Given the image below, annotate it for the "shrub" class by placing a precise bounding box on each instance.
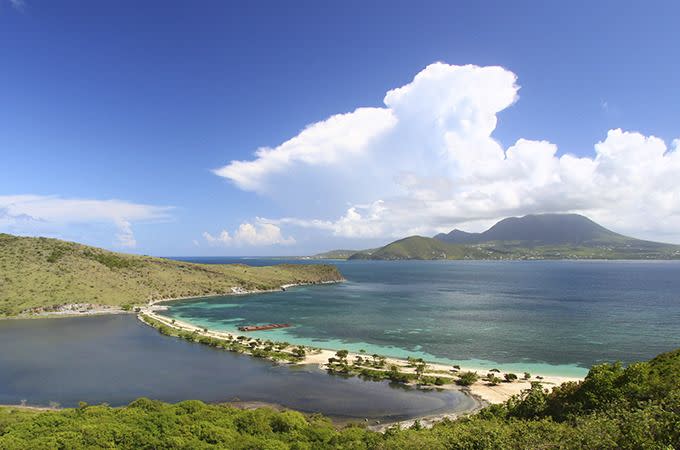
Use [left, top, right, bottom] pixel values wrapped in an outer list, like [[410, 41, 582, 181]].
[[504, 373, 518, 382], [456, 371, 479, 386]]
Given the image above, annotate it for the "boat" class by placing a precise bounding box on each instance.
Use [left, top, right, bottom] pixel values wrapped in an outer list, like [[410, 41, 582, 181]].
[[238, 323, 292, 332]]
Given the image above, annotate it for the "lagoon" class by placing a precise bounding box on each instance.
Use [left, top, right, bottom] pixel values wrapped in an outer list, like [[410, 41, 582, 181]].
[[0, 315, 474, 421]]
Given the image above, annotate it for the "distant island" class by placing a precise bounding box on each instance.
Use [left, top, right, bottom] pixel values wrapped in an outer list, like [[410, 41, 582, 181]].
[[313, 214, 680, 260], [0, 233, 344, 317]]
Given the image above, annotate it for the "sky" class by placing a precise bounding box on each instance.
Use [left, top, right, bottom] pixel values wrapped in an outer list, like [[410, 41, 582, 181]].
[[1, 0, 679, 255]]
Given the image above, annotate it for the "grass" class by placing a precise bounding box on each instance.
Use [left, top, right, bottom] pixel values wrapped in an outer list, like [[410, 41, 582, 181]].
[[0, 233, 343, 316]]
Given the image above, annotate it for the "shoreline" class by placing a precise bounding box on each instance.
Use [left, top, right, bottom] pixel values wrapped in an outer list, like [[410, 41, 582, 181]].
[[141, 310, 582, 407], [147, 279, 345, 307], [2, 278, 582, 429], [0, 279, 345, 321]]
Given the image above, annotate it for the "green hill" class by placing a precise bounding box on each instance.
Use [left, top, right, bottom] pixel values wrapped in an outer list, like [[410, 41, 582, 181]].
[[351, 214, 680, 260], [1, 347, 678, 448], [0, 234, 343, 316], [349, 236, 485, 260]]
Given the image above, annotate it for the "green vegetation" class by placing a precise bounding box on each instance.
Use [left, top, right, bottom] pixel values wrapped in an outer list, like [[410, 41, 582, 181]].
[[0, 233, 343, 316], [140, 315, 309, 363], [349, 236, 488, 260], [455, 371, 479, 386], [326, 352, 456, 386], [504, 373, 518, 382], [2, 348, 678, 448]]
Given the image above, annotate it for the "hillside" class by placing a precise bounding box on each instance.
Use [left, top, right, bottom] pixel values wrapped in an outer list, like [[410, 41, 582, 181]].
[[349, 236, 485, 260], [0, 234, 343, 316], [1, 347, 678, 448], [352, 214, 680, 260]]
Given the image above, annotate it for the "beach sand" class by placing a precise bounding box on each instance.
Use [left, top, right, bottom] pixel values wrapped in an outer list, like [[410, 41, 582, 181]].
[[141, 310, 582, 408]]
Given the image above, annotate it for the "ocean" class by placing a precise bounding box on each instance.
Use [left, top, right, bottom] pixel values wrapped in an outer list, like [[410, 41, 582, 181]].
[[166, 259, 680, 377]]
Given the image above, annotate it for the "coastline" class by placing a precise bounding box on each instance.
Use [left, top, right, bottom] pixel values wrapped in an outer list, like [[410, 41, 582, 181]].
[[1, 279, 345, 321], [147, 279, 345, 307], [2, 277, 583, 430], [140, 309, 582, 407]]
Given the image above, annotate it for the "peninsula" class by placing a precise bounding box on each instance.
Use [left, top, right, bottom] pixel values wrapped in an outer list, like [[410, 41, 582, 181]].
[[0, 233, 344, 317], [139, 310, 580, 407]]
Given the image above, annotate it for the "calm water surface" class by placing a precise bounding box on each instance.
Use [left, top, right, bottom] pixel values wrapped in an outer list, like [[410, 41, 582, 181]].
[[0, 315, 473, 420], [167, 259, 680, 376]]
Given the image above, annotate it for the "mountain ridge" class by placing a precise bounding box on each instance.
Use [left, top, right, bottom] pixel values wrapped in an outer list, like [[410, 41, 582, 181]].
[[434, 214, 630, 246], [345, 214, 680, 260]]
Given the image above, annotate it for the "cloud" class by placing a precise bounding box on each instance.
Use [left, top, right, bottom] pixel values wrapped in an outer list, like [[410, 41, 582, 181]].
[[0, 195, 172, 247], [203, 222, 295, 247], [213, 108, 396, 194], [214, 62, 680, 244]]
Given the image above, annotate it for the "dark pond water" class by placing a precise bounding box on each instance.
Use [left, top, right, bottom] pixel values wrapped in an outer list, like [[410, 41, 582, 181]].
[[0, 315, 474, 421]]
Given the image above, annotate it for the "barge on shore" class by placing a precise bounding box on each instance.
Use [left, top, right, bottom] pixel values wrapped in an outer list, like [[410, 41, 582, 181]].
[[238, 323, 291, 332]]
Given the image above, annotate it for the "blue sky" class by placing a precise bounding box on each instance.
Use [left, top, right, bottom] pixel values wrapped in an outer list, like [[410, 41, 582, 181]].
[[1, 0, 679, 255]]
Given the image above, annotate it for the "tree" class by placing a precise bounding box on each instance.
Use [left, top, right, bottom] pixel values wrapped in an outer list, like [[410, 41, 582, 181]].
[[415, 362, 428, 379], [504, 373, 518, 382], [456, 371, 479, 386], [488, 376, 502, 386]]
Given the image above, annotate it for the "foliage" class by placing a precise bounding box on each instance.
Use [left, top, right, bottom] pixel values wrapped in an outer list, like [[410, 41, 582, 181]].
[[456, 371, 479, 386], [504, 372, 518, 382], [141, 315, 304, 363]]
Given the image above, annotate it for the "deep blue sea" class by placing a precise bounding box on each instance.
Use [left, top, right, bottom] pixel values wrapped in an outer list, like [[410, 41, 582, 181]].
[[167, 259, 680, 377]]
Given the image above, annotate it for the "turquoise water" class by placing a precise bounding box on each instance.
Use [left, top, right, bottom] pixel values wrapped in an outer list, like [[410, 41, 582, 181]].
[[167, 259, 680, 377]]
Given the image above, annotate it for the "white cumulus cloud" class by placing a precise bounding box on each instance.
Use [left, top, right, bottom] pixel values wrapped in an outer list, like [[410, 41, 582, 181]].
[[213, 107, 396, 194], [203, 222, 295, 247], [214, 62, 680, 244], [0, 195, 172, 247]]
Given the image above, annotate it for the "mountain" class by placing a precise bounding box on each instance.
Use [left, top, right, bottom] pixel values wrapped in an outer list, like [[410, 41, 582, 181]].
[[434, 214, 627, 246], [350, 214, 680, 260], [0, 234, 343, 316]]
